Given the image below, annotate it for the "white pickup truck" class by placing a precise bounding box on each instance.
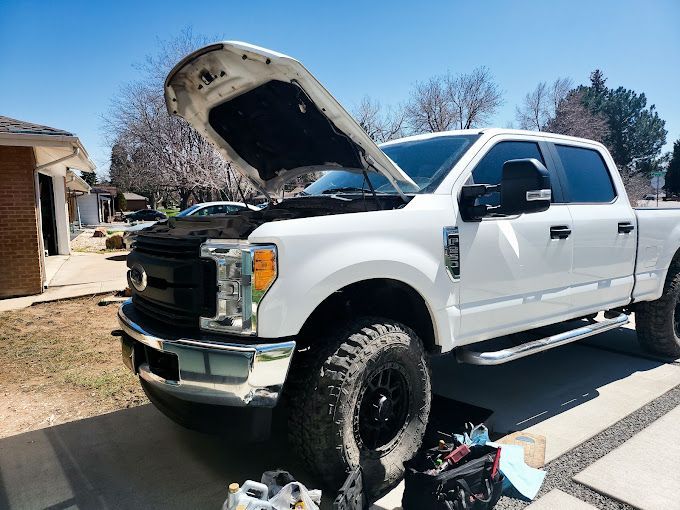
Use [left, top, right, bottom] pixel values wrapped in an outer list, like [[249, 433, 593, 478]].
[[116, 42, 680, 496]]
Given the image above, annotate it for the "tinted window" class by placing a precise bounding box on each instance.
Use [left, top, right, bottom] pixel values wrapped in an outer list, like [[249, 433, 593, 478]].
[[177, 204, 201, 217], [471, 141, 545, 206], [193, 204, 245, 216], [556, 145, 615, 203]]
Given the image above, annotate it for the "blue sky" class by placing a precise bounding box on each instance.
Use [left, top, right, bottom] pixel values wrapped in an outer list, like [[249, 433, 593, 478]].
[[1, 0, 678, 176]]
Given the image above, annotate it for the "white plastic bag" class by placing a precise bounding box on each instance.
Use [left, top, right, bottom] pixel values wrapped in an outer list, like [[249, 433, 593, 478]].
[[268, 481, 320, 510]]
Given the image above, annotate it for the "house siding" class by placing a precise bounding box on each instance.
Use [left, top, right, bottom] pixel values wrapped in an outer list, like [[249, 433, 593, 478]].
[[125, 199, 148, 211], [0, 146, 43, 298]]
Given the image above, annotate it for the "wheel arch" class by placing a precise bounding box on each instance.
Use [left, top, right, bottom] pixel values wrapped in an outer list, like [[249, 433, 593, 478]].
[[297, 278, 440, 353]]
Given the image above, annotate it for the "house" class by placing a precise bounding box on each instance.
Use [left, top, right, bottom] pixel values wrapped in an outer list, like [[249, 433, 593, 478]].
[[65, 168, 91, 227], [0, 115, 95, 299], [76, 187, 114, 225], [123, 192, 149, 211]]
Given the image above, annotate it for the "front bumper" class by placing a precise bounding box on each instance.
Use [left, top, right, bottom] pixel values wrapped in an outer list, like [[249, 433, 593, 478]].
[[117, 299, 295, 407]]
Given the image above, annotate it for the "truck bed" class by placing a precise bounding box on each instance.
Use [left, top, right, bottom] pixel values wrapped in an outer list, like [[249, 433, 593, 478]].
[[633, 207, 680, 302]]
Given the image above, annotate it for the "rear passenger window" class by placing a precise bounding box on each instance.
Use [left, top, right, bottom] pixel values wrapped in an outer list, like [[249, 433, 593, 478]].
[[471, 141, 546, 207], [556, 145, 616, 203]]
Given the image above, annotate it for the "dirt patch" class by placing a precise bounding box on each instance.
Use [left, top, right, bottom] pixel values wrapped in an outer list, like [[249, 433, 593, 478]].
[[71, 227, 129, 254], [0, 295, 146, 439]]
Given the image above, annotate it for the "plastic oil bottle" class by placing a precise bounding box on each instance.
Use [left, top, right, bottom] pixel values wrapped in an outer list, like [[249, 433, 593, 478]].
[[223, 481, 274, 510]]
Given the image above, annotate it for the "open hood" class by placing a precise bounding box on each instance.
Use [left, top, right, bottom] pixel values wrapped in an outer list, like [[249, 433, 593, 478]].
[[164, 41, 417, 194]]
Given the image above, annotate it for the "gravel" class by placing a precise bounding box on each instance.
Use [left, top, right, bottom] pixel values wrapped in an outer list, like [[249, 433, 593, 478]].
[[494, 383, 680, 509]]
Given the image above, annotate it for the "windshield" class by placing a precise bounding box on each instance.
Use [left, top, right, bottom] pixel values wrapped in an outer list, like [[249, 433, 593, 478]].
[[176, 204, 202, 217], [303, 134, 478, 195]]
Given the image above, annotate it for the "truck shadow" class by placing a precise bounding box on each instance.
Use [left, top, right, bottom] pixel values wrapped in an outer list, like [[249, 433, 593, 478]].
[[0, 323, 676, 510], [0, 403, 324, 510], [432, 321, 676, 436]]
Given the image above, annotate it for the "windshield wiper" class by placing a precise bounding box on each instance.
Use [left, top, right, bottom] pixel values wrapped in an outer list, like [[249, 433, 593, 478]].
[[321, 186, 387, 195]]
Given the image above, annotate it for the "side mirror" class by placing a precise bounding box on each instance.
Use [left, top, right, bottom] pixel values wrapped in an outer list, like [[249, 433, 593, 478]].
[[500, 158, 551, 215], [459, 158, 551, 221]]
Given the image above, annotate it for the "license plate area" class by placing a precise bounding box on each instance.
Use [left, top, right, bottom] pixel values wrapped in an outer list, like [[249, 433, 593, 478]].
[[121, 335, 180, 382]]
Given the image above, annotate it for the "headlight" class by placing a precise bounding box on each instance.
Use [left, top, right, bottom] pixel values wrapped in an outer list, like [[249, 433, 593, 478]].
[[200, 240, 277, 335]]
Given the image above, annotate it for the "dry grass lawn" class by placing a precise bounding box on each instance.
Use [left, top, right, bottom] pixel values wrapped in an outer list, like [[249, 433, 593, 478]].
[[0, 295, 147, 439]]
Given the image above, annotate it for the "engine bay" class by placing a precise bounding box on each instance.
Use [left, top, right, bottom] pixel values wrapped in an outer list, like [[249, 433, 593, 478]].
[[139, 195, 408, 242]]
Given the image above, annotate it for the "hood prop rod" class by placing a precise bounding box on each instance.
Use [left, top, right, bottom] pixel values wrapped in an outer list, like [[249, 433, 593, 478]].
[[362, 170, 381, 210]]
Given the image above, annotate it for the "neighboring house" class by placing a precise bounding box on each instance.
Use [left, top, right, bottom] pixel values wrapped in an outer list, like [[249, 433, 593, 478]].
[[123, 192, 149, 211], [65, 169, 91, 228], [0, 115, 95, 298], [76, 187, 113, 225]]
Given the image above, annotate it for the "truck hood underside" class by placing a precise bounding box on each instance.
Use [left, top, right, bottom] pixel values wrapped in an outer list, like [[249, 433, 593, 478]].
[[208, 80, 363, 183], [164, 41, 417, 193]]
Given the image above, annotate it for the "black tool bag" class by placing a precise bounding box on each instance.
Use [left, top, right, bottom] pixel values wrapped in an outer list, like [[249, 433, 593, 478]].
[[402, 445, 504, 510]]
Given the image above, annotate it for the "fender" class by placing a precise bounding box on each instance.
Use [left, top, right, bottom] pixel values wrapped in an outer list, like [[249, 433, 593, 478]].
[[249, 202, 458, 351]]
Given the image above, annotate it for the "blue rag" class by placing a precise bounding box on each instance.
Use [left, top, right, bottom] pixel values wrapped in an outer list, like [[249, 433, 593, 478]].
[[486, 441, 546, 500], [453, 424, 545, 500]]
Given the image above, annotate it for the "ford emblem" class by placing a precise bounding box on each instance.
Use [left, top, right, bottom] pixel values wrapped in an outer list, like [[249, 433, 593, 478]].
[[129, 263, 147, 292]]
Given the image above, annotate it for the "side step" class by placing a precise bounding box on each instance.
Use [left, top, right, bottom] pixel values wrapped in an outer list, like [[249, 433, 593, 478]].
[[457, 312, 629, 365]]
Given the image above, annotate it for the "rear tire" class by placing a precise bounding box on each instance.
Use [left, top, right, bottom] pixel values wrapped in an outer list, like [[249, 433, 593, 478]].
[[286, 317, 431, 500], [635, 263, 680, 357]]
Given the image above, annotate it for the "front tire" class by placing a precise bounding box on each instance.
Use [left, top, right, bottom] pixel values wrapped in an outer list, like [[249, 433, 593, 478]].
[[636, 263, 680, 357], [287, 318, 431, 499]]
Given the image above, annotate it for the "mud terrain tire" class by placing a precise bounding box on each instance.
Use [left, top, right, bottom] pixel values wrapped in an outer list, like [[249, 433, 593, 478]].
[[287, 317, 431, 499], [636, 262, 680, 357]]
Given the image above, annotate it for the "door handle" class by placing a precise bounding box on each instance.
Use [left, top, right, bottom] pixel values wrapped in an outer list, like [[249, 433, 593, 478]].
[[550, 225, 571, 239], [618, 222, 635, 234]]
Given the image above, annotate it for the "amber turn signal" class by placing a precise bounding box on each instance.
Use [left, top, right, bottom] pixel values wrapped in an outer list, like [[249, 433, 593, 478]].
[[253, 249, 277, 291]]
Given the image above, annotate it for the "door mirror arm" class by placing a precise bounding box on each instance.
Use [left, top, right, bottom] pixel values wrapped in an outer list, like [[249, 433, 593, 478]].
[[460, 184, 501, 222]]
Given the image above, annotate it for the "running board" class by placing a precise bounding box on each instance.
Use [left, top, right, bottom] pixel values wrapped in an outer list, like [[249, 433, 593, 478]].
[[456, 313, 629, 365]]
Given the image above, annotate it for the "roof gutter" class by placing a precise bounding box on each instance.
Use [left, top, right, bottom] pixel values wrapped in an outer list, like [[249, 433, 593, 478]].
[[35, 146, 81, 172], [0, 132, 96, 172]]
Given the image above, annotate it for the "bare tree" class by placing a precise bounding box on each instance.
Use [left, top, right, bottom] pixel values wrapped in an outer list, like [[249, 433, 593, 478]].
[[549, 77, 573, 114], [545, 90, 609, 143], [103, 29, 252, 210], [515, 78, 572, 130], [515, 82, 550, 130], [352, 96, 406, 143], [446, 67, 504, 129], [404, 76, 457, 133], [405, 67, 503, 134], [619, 167, 652, 202]]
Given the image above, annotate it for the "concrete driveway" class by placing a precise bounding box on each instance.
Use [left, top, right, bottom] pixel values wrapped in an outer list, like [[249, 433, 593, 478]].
[[1, 320, 679, 509], [0, 252, 127, 312]]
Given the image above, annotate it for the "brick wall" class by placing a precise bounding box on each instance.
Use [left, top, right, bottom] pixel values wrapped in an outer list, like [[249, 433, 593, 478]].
[[0, 146, 43, 298]]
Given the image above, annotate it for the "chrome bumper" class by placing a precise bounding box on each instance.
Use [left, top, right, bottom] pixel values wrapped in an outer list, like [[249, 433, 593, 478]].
[[117, 300, 295, 407]]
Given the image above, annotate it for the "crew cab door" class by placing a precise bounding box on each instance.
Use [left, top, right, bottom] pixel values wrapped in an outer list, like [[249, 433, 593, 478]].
[[455, 137, 574, 344], [548, 142, 637, 312]]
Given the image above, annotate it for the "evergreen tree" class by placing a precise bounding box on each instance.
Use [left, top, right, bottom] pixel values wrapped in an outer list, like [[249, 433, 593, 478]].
[[81, 171, 97, 186], [579, 70, 667, 169], [590, 69, 607, 94], [600, 87, 667, 169], [665, 139, 680, 194]]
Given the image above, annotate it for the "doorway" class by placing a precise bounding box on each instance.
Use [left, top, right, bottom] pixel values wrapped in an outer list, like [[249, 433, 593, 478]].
[[38, 173, 58, 255]]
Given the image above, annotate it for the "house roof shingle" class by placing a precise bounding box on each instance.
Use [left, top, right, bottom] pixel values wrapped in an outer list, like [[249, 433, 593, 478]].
[[0, 115, 74, 137], [123, 192, 148, 201]]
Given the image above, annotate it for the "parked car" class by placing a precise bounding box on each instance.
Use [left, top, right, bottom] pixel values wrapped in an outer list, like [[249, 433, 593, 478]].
[[115, 42, 680, 498], [121, 201, 256, 248], [124, 209, 167, 222], [176, 201, 259, 217]]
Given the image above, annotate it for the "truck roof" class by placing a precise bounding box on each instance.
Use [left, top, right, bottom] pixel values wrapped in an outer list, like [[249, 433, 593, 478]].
[[380, 128, 606, 149]]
